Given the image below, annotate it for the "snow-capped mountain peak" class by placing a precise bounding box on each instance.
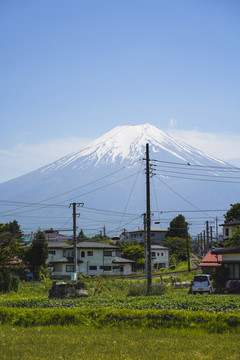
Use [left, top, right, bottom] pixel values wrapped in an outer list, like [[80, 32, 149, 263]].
[[41, 123, 226, 173]]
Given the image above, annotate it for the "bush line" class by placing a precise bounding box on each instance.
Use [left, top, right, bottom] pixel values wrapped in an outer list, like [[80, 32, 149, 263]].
[[0, 307, 240, 333]]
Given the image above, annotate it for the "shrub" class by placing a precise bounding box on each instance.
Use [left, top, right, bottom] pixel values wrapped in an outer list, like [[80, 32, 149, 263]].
[[212, 266, 229, 293], [128, 281, 168, 296], [0, 269, 19, 293]]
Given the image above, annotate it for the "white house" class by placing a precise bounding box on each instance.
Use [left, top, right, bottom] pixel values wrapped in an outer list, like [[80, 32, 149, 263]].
[[220, 221, 240, 242], [121, 226, 168, 244], [151, 245, 169, 270], [47, 241, 134, 279]]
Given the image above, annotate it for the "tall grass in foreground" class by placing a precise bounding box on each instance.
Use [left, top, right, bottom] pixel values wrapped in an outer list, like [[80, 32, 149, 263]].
[[0, 326, 239, 360]]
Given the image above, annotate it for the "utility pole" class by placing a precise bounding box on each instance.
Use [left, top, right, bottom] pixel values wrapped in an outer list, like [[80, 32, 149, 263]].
[[70, 202, 84, 282], [206, 221, 209, 248], [200, 233, 203, 256], [203, 230, 206, 253], [216, 216, 219, 242], [186, 224, 191, 272], [146, 143, 152, 293], [143, 213, 148, 278], [210, 226, 213, 247]]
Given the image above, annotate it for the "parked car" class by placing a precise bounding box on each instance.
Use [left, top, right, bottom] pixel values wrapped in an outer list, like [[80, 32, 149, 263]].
[[192, 274, 212, 295]]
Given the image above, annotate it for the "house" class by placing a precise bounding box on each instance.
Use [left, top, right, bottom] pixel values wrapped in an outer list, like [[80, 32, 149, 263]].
[[44, 229, 72, 243], [120, 226, 168, 244], [47, 241, 134, 279], [220, 221, 240, 242], [151, 245, 169, 269], [211, 246, 240, 282], [198, 251, 222, 274]]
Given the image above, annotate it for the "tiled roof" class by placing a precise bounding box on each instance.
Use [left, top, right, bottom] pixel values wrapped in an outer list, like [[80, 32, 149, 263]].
[[198, 251, 222, 267], [220, 221, 240, 226], [211, 246, 240, 255], [151, 245, 168, 250], [74, 241, 118, 249]]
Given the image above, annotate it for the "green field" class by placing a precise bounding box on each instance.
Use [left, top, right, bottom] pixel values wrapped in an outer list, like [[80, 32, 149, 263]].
[[1, 279, 240, 359], [1, 326, 240, 360]]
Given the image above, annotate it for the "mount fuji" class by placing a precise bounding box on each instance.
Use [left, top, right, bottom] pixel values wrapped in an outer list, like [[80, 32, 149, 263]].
[[0, 124, 238, 236]]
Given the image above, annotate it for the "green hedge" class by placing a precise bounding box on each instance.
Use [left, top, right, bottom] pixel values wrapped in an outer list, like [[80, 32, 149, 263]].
[[1, 307, 240, 333]]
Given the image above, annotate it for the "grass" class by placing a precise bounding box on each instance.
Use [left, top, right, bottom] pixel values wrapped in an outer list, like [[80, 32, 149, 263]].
[[0, 326, 239, 360]]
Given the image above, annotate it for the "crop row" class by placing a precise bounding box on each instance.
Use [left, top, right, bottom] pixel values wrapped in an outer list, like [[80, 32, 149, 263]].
[[0, 306, 240, 333], [0, 295, 240, 313]]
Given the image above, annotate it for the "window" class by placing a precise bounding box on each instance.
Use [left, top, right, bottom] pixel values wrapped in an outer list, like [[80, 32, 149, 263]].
[[161, 253, 164, 256], [157, 253, 159, 256], [89, 266, 97, 270], [81, 251, 85, 258], [225, 228, 229, 237], [49, 251, 56, 255], [103, 251, 112, 257], [151, 252, 156, 257], [120, 266, 124, 272], [87, 251, 93, 256], [63, 251, 66, 257], [100, 266, 112, 271], [113, 266, 119, 270], [66, 265, 74, 272]]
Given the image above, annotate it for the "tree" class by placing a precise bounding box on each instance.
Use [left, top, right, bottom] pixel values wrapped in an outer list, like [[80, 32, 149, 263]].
[[26, 231, 49, 280], [224, 203, 240, 223], [163, 237, 191, 262], [120, 243, 145, 271], [77, 229, 89, 242], [0, 221, 24, 268], [165, 215, 188, 239]]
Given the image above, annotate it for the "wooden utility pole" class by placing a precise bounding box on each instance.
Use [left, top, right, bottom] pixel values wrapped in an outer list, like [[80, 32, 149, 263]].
[[186, 224, 191, 272], [70, 202, 84, 282], [143, 213, 148, 279], [146, 143, 152, 293], [206, 221, 209, 248]]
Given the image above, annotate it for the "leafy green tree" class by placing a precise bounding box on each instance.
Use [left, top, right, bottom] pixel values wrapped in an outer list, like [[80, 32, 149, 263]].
[[224, 203, 240, 223], [224, 227, 240, 247], [77, 229, 89, 242], [163, 237, 190, 262], [26, 231, 49, 280], [120, 243, 145, 271], [0, 221, 24, 268], [165, 215, 188, 239]]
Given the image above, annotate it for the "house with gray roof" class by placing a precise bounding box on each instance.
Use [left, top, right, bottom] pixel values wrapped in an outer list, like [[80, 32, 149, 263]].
[[47, 241, 134, 278]]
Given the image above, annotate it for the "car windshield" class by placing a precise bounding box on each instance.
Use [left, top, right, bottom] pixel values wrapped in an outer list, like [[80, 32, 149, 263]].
[[194, 276, 208, 282]]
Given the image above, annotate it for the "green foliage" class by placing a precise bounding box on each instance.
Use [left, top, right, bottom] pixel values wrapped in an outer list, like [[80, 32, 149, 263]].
[[163, 237, 190, 262], [0, 221, 25, 268], [1, 306, 240, 333], [26, 231, 49, 280], [224, 226, 240, 247], [77, 229, 89, 242], [224, 203, 240, 223], [0, 269, 19, 293], [211, 266, 229, 293], [120, 243, 145, 271], [165, 214, 188, 239], [128, 281, 168, 296]]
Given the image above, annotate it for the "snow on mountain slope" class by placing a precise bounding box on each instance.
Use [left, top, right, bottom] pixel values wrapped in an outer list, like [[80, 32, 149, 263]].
[[41, 124, 226, 174], [0, 124, 238, 234]]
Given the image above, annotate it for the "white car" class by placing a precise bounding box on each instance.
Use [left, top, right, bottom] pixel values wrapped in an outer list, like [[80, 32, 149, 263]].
[[192, 274, 212, 295]]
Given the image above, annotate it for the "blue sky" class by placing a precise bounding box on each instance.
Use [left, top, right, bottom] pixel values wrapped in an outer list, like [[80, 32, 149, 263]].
[[0, 0, 240, 182]]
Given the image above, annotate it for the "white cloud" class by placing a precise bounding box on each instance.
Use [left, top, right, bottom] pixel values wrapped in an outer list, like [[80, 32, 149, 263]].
[[0, 137, 93, 183], [166, 129, 240, 166]]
